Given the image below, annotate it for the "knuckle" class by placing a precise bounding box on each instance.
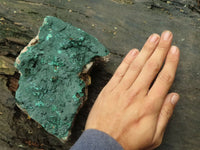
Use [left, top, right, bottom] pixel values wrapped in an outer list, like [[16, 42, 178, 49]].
[[158, 44, 169, 51], [127, 88, 141, 100], [123, 58, 130, 65], [158, 46, 167, 51], [146, 60, 161, 73], [143, 101, 156, 114], [129, 62, 142, 72], [158, 71, 173, 84], [123, 57, 132, 65], [160, 107, 172, 120], [143, 43, 155, 51], [114, 70, 124, 78]]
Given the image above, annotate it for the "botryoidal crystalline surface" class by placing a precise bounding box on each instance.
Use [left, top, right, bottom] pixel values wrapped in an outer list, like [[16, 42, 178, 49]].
[[15, 16, 109, 141]]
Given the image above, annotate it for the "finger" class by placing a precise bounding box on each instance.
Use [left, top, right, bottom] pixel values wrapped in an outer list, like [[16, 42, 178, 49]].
[[148, 46, 180, 108], [129, 31, 173, 94], [106, 49, 139, 91], [118, 33, 160, 90], [149, 93, 179, 149], [154, 93, 179, 140]]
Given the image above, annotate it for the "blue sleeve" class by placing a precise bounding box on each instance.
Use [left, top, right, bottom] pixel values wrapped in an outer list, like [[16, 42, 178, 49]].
[[70, 129, 124, 150]]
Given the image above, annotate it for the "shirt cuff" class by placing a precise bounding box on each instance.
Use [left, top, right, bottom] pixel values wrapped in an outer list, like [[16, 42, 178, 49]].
[[70, 129, 124, 150]]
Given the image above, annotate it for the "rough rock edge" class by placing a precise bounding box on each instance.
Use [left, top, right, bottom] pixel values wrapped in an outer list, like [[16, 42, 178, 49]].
[[15, 34, 110, 142]]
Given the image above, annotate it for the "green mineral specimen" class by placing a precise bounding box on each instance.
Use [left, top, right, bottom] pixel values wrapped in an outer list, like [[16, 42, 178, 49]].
[[15, 16, 109, 141]]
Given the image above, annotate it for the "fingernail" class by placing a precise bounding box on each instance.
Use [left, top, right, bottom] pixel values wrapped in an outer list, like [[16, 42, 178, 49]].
[[131, 49, 138, 56], [149, 34, 159, 43], [171, 46, 177, 54], [170, 94, 179, 105], [163, 31, 172, 40]]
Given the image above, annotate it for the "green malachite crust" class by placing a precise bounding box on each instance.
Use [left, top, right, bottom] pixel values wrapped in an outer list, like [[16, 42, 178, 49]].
[[15, 16, 109, 141]]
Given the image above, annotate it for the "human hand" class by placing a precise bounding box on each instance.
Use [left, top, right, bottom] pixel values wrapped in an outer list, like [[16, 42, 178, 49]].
[[85, 31, 180, 150]]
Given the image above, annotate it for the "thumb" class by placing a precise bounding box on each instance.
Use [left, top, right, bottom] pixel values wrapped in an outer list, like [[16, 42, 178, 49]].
[[152, 93, 180, 147]]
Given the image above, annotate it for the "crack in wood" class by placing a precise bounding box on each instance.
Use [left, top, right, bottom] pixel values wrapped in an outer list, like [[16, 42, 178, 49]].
[[110, 51, 124, 57]]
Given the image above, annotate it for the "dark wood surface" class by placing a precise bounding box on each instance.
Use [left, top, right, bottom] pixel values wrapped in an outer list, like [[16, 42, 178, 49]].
[[0, 0, 199, 149]]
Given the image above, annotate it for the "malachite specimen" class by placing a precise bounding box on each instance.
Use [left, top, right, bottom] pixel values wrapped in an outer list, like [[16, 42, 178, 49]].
[[15, 16, 109, 141]]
